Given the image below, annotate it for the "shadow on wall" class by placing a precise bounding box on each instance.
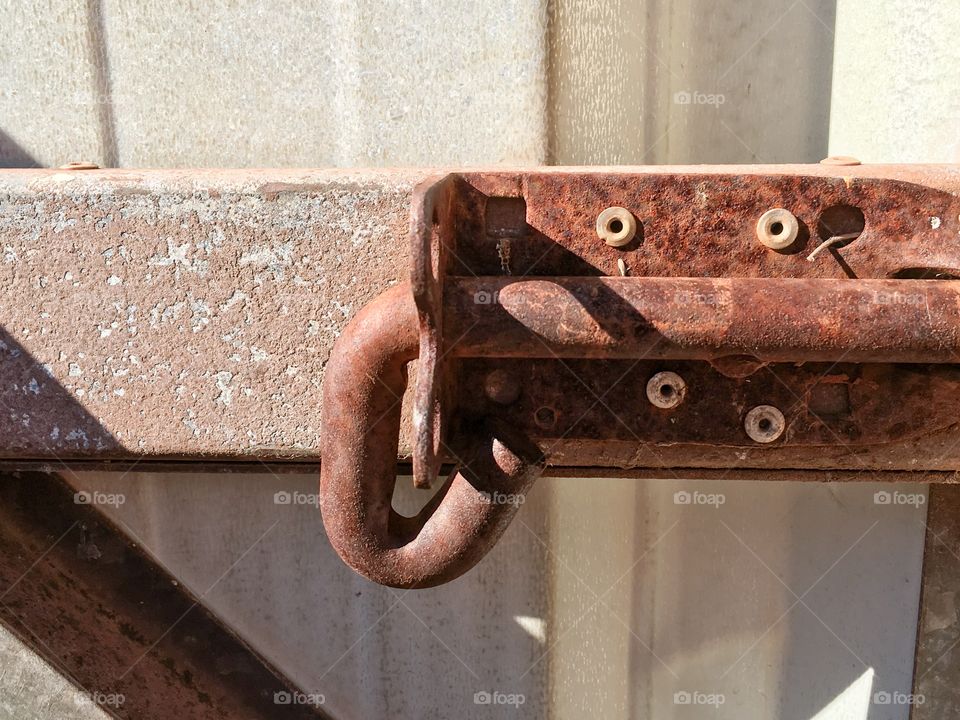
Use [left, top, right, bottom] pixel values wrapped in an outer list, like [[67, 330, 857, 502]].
[[85, 0, 119, 167], [0, 130, 40, 168]]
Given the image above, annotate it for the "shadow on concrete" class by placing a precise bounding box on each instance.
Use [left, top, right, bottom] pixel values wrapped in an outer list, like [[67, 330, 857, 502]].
[[0, 130, 41, 168]]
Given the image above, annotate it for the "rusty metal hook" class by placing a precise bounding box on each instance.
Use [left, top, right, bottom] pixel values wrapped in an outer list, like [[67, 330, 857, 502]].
[[319, 283, 544, 588]]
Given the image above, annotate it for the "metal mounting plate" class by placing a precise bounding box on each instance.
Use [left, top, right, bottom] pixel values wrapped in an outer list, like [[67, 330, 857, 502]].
[[410, 171, 960, 479]]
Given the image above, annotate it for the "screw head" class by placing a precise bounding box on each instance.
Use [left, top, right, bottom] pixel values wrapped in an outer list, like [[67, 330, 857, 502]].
[[646, 371, 686, 409], [756, 208, 799, 251], [484, 369, 521, 405], [744, 405, 786, 443], [596, 207, 638, 248]]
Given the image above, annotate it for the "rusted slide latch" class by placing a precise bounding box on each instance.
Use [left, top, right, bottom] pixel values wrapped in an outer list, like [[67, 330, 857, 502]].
[[320, 169, 960, 587]]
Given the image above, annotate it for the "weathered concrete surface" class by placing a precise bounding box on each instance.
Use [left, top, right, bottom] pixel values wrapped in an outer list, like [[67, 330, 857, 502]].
[[0, 168, 424, 460], [829, 0, 960, 163], [549, 0, 836, 164], [0, 1, 103, 168], [72, 470, 551, 719]]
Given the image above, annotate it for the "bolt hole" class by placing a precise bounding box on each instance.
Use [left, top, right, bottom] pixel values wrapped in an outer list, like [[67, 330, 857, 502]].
[[769, 221, 784, 235], [758, 418, 771, 431], [608, 218, 624, 234], [660, 384, 674, 397], [817, 205, 865, 244], [535, 406, 557, 428]]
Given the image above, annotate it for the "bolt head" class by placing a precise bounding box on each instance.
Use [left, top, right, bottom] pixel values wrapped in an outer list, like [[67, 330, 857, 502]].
[[820, 155, 861, 166], [59, 161, 100, 170], [646, 371, 686, 409], [596, 207, 638, 248], [744, 405, 786, 443], [756, 208, 800, 251]]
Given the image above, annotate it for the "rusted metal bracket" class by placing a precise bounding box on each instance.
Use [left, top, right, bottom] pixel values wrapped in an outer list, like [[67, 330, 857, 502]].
[[320, 169, 960, 587]]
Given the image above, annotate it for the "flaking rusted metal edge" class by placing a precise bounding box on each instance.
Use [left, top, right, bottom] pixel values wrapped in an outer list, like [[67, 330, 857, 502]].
[[410, 174, 457, 489]]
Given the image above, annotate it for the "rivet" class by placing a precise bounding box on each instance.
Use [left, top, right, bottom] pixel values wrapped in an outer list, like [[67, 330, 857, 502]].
[[756, 208, 799, 251], [59, 161, 100, 170], [819, 155, 861, 166], [484, 369, 521, 405], [596, 207, 638, 248], [646, 371, 686, 409], [744, 405, 785, 443]]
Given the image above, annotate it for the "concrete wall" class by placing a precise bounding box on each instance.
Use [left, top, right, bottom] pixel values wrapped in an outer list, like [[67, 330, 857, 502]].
[[72, 471, 551, 719], [829, 0, 960, 163], [548, 0, 836, 164], [1, 0, 548, 168], [3, 1, 959, 718]]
